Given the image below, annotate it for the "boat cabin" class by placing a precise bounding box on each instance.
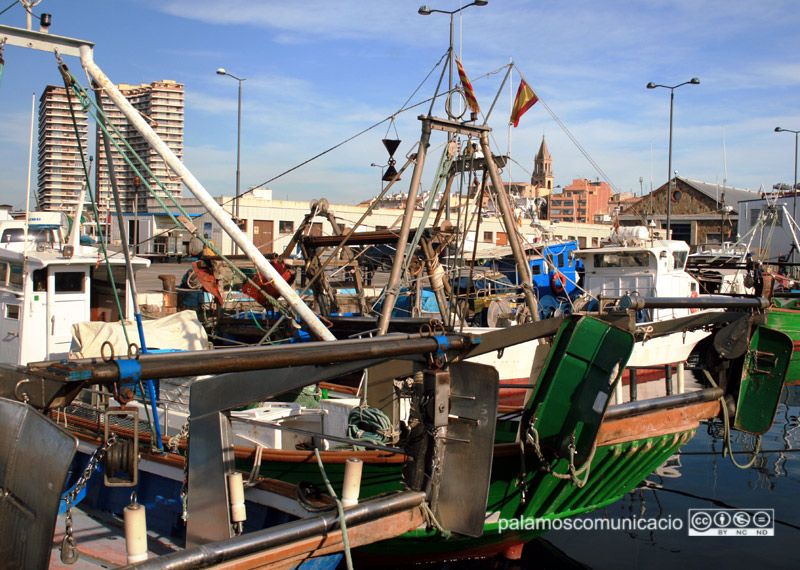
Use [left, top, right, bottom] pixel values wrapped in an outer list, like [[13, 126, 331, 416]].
[[0, 217, 148, 365], [577, 238, 699, 320], [486, 240, 581, 297], [686, 243, 754, 295]]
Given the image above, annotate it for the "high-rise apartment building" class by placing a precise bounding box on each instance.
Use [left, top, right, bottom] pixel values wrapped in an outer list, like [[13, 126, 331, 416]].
[[38, 80, 184, 219], [37, 85, 90, 212], [95, 80, 184, 213]]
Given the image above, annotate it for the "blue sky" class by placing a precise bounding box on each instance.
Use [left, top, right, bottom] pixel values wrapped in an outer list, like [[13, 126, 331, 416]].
[[1, 0, 799, 211]]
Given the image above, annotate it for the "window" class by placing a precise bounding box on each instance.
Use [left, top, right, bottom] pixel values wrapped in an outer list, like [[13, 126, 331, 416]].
[[55, 271, 84, 293], [5, 304, 19, 319], [0, 228, 56, 244], [593, 252, 651, 268], [673, 251, 688, 270], [8, 263, 23, 290], [279, 221, 294, 234], [33, 269, 47, 292], [483, 231, 493, 243]]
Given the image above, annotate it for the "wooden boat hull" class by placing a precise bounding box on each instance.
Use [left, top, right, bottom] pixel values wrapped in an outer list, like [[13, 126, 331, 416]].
[[60, 397, 715, 564]]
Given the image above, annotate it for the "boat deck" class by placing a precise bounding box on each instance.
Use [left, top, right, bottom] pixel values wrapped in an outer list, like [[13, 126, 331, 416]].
[[50, 504, 182, 569]]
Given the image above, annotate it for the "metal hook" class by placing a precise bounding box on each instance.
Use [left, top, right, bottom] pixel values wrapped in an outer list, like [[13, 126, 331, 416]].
[[60, 536, 79, 564]]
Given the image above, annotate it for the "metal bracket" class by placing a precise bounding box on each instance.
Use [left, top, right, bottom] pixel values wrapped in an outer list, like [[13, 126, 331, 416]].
[[424, 369, 451, 428], [429, 334, 449, 369], [103, 408, 139, 487]]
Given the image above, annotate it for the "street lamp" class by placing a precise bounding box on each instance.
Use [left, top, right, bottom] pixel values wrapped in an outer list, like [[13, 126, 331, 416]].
[[646, 77, 700, 238], [370, 163, 387, 191], [418, 1, 488, 115], [419, 1, 487, 221], [216, 67, 246, 254], [775, 127, 799, 223], [775, 127, 799, 270]]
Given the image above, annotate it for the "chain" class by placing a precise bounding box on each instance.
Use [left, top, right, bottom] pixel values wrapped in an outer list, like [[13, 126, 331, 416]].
[[522, 421, 596, 488], [166, 421, 191, 520], [168, 421, 189, 454], [60, 433, 118, 564]]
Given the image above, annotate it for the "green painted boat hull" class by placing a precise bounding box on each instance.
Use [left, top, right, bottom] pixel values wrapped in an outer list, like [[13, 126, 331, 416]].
[[240, 315, 701, 558]]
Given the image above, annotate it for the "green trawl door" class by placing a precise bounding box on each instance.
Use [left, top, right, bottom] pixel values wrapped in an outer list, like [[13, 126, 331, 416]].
[[734, 326, 793, 434], [523, 315, 634, 464]]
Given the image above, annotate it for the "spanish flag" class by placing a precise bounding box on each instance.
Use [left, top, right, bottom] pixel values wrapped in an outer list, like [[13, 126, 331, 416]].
[[455, 57, 480, 114], [509, 80, 538, 127]]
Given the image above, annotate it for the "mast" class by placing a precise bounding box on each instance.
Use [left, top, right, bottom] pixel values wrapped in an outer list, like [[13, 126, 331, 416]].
[[78, 46, 335, 341], [377, 121, 431, 334], [0, 24, 335, 341]]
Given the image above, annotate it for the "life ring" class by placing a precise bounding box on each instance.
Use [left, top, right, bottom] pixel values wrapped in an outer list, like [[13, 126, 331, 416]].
[[690, 290, 699, 313], [550, 270, 567, 295]]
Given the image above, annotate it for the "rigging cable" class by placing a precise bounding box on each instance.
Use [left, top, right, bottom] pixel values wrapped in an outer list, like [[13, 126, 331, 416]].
[[234, 52, 451, 206], [511, 63, 622, 195]]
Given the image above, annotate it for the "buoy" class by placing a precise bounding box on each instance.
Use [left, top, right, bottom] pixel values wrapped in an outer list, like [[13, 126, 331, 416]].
[[228, 472, 247, 523], [124, 496, 148, 564], [550, 270, 567, 295], [690, 291, 699, 313], [342, 457, 363, 508]]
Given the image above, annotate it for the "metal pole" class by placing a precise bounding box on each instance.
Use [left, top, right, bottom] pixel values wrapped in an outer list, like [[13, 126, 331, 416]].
[[32, 332, 472, 384], [795, 132, 798, 223], [377, 121, 431, 334], [234, 77, 242, 255], [80, 46, 336, 341], [124, 492, 426, 570], [445, 13, 454, 222], [667, 88, 674, 237], [480, 132, 539, 320]]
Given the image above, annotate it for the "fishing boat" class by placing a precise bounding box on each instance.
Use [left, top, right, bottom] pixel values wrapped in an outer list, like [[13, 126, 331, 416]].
[[685, 196, 800, 381], [0, 12, 795, 570], [571, 225, 715, 389], [686, 242, 755, 295]]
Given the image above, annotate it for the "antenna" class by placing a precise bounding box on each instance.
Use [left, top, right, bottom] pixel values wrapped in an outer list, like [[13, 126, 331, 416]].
[[722, 126, 728, 187]]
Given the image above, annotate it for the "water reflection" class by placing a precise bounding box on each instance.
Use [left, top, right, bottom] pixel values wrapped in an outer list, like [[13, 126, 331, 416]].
[[536, 384, 800, 569], [393, 385, 800, 570]]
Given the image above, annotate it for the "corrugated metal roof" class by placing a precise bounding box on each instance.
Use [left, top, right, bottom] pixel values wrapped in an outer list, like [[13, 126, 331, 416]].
[[678, 177, 760, 213]]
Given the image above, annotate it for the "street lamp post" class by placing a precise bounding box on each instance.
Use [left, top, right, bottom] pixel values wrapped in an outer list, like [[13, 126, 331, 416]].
[[419, 1, 488, 221], [774, 127, 799, 224], [775, 127, 799, 270], [370, 163, 387, 191], [418, 1, 488, 110], [216, 68, 245, 255], [646, 77, 700, 238]]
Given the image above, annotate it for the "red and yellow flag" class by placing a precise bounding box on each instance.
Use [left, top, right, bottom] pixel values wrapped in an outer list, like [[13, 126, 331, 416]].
[[509, 80, 538, 127], [455, 57, 480, 114]]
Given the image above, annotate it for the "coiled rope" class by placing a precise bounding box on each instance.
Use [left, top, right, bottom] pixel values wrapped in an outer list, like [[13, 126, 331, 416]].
[[346, 407, 397, 450]]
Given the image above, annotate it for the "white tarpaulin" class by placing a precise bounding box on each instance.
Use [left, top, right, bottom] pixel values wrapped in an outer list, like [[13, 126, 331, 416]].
[[70, 310, 209, 359]]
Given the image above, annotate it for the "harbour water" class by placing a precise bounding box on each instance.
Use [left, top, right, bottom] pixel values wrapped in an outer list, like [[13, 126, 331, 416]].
[[416, 383, 800, 570]]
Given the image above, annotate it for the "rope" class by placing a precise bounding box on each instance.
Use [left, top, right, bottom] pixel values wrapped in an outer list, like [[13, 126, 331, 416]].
[[58, 62, 131, 344], [420, 501, 452, 539], [346, 406, 397, 449], [701, 370, 763, 469], [313, 449, 353, 570], [0, 37, 5, 87], [523, 419, 597, 488], [63, 70, 291, 319], [0, 1, 18, 17]]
